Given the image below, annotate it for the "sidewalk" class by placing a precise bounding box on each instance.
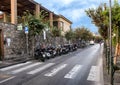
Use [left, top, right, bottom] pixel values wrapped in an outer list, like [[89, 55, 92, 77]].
[[103, 54, 120, 85], [0, 57, 32, 68]]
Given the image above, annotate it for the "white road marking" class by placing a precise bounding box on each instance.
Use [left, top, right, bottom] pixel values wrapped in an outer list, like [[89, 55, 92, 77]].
[[11, 62, 42, 74], [27, 63, 55, 75], [64, 65, 82, 79], [87, 66, 100, 82], [0, 76, 15, 83], [0, 62, 32, 71], [44, 64, 67, 77]]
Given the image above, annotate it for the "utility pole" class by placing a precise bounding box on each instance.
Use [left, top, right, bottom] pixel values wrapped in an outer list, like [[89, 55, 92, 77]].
[[109, 0, 114, 85]]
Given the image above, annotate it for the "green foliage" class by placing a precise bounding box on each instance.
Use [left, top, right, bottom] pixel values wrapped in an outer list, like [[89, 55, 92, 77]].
[[38, 10, 50, 27], [51, 26, 61, 37], [94, 36, 103, 42], [22, 10, 33, 26], [22, 10, 47, 36], [85, 0, 120, 45], [85, 4, 108, 40], [65, 27, 93, 42], [74, 27, 93, 41], [65, 29, 75, 41], [28, 18, 45, 36]]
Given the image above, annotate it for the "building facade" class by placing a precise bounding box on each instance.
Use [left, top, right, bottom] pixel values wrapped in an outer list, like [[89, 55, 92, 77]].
[[0, 0, 72, 60], [56, 15, 72, 35]]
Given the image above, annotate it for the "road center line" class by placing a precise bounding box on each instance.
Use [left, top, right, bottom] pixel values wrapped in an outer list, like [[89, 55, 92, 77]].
[[44, 64, 67, 77], [0, 62, 32, 71], [64, 65, 82, 79], [11, 62, 42, 74], [27, 63, 55, 75], [0, 76, 15, 83], [87, 66, 100, 82]]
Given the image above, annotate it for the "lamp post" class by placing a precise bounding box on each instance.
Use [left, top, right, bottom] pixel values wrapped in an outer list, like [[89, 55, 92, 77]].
[[109, 0, 114, 85]]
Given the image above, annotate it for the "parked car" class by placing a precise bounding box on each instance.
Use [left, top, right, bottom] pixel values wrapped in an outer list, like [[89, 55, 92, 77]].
[[90, 40, 95, 45]]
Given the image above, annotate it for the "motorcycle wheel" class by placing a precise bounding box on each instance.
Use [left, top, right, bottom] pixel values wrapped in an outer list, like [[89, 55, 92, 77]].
[[40, 58, 45, 62]]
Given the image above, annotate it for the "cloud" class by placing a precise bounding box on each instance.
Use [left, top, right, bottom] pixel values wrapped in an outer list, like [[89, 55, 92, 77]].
[[61, 8, 85, 22], [58, 0, 74, 5], [71, 9, 85, 21], [35, 0, 120, 32]]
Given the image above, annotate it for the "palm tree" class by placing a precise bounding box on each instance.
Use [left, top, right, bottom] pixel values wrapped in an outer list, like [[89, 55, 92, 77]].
[[51, 26, 61, 46], [22, 10, 46, 56]]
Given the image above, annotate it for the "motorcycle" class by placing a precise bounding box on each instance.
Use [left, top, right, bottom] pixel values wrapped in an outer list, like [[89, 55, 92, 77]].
[[34, 48, 46, 62], [45, 46, 57, 58]]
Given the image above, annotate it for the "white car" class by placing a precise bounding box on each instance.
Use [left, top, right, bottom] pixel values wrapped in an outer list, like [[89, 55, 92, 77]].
[[90, 40, 95, 45]]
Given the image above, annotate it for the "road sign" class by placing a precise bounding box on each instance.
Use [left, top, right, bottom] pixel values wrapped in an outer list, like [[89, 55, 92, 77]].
[[17, 24, 23, 30], [24, 26, 29, 34], [43, 30, 46, 40]]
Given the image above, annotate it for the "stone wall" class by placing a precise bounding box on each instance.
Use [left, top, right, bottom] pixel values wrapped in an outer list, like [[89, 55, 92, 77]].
[[0, 22, 26, 59], [0, 22, 67, 60]]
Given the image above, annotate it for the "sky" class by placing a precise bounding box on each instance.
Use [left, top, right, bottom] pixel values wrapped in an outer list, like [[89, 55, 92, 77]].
[[34, 0, 119, 33]]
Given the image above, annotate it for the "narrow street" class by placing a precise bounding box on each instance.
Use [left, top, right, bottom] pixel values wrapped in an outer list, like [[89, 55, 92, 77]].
[[0, 44, 104, 85]]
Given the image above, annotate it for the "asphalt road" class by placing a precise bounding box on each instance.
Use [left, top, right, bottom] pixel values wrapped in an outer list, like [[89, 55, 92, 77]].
[[0, 44, 104, 85]]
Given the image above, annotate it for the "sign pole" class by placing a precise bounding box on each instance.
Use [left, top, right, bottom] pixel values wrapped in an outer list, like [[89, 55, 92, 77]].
[[25, 26, 29, 58], [26, 34, 28, 55]]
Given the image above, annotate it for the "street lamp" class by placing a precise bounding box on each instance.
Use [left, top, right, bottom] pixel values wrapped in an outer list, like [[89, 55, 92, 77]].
[[109, 0, 114, 85]]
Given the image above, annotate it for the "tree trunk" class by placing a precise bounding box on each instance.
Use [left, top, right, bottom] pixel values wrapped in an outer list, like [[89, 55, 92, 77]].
[[32, 36, 35, 57], [114, 43, 120, 65]]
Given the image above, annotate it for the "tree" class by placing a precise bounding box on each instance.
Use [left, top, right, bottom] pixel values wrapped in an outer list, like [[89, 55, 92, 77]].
[[74, 27, 93, 41], [51, 26, 61, 37], [85, 0, 120, 64], [111, 1, 120, 64], [85, 4, 108, 40], [22, 10, 46, 56], [65, 29, 75, 43], [50, 26, 61, 45], [22, 10, 49, 36], [94, 36, 103, 43]]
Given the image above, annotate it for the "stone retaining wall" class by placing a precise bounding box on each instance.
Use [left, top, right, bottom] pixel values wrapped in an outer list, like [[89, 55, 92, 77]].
[[0, 23, 67, 60], [0, 23, 26, 59]]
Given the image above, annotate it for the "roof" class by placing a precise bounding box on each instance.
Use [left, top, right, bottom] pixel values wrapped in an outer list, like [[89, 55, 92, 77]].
[[0, 0, 36, 15], [58, 15, 72, 24], [0, 0, 72, 24]]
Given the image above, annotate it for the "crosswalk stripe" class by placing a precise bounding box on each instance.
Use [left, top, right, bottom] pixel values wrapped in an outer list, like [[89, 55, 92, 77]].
[[87, 66, 100, 82], [27, 63, 55, 75], [10, 62, 42, 74], [0, 76, 15, 83], [64, 65, 82, 79], [44, 64, 67, 77], [0, 62, 32, 71]]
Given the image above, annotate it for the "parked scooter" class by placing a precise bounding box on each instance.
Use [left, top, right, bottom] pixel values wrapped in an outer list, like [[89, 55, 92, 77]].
[[34, 48, 46, 62], [45, 46, 57, 58]]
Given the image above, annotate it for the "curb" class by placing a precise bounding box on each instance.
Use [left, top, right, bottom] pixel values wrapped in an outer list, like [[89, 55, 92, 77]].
[[0, 58, 33, 69]]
